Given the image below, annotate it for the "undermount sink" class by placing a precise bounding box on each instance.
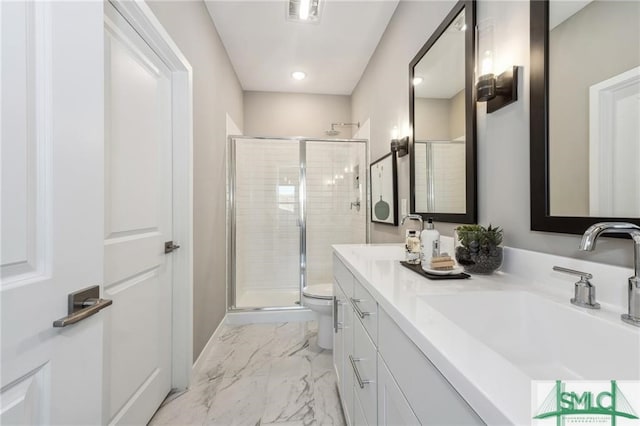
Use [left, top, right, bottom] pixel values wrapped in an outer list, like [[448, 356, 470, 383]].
[[422, 291, 640, 380]]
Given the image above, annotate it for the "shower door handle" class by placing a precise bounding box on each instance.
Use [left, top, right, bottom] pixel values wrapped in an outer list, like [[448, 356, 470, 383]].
[[350, 198, 361, 212]]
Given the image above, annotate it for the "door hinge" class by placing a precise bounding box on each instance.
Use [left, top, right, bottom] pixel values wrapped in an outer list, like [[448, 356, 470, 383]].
[[164, 241, 181, 254]]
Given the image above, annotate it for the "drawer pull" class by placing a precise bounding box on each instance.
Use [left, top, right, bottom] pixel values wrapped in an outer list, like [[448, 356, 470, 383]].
[[349, 355, 372, 388], [350, 297, 372, 319], [333, 297, 339, 333]]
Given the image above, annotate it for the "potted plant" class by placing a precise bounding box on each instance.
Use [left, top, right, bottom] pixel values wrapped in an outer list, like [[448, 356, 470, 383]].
[[454, 224, 504, 274]]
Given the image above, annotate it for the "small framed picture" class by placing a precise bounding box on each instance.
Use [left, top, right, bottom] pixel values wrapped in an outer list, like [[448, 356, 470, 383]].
[[370, 152, 398, 226]]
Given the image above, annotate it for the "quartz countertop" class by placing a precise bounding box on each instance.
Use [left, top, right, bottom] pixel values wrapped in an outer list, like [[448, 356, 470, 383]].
[[332, 243, 640, 425]]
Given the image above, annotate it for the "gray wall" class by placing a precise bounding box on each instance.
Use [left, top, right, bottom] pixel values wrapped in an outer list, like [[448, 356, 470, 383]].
[[147, 0, 244, 362], [449, 89, 465, 140], [415, 90, 465, 141], [414, 98, 450, 141], [549, 1, 640, 216], [244, 91, 352, 138], [352, 0, 634, 268]]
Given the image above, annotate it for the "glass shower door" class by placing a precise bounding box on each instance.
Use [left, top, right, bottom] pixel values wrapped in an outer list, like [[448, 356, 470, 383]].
[[233, 138, 301, 308]]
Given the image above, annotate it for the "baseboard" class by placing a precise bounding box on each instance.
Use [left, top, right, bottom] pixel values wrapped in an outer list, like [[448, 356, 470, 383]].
[[191, 314, 228, 378], [225, 308, 316, 324]]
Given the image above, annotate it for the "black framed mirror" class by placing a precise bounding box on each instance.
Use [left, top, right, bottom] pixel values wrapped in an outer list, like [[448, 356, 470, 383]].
[[530, 0, 640, 234], [409, 0, 477, 224]]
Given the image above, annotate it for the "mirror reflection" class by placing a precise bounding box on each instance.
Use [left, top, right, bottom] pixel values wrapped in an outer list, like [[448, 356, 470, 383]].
[[412, 9, 466, 214], [548, 0, 640, 217]]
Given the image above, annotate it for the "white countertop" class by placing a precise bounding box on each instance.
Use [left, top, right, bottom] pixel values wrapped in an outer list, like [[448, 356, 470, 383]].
[[333, 243, 640, 425]]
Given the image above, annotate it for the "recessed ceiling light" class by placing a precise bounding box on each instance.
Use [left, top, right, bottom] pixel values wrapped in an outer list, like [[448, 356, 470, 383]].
[[413, 77, 424, 86], [299, 0, 310, 20], [292, 71, 307, 80], [287, 0, 322, 23]]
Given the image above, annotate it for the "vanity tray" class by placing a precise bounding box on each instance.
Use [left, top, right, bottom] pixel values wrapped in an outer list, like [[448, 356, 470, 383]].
[[400, 261, 470, 280]]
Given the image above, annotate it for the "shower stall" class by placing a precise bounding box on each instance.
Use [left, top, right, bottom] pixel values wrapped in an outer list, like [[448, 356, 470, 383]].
[[228, 136, 368, 310]]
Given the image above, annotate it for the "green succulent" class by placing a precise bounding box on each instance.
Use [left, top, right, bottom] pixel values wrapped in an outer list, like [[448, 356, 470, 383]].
[[456, 224, 503, 250]]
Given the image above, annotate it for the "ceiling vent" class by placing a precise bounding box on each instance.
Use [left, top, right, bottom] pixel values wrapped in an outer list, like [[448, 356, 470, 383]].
[[287, 0, 322, 23]]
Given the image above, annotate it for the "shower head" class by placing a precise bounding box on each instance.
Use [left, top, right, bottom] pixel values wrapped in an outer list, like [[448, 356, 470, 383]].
[[325, 122, 360, 136]]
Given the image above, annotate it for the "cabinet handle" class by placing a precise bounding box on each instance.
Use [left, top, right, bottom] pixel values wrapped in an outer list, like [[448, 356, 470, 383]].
[[350, 297, 372, 319], [333, 296, 339, 333], [349, 355, 372, 389]]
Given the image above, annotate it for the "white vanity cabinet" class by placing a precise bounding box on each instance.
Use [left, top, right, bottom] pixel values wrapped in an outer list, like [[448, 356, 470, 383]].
[[333, 279, 354, 424], [377, 354, 420, 426], [332, 253, 484, 426], [378, 310, 484, 425], [333, 255, 378, 425]]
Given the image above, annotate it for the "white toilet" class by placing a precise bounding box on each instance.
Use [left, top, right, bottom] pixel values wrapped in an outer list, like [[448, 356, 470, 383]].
[[302, 283, 334, 350]]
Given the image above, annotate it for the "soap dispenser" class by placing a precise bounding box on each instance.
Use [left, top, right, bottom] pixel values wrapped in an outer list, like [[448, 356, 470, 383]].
[[421, 218, 440, 270]]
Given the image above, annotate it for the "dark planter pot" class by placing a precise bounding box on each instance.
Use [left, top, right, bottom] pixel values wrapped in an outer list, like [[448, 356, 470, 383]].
[[455, 245, 503, 274]]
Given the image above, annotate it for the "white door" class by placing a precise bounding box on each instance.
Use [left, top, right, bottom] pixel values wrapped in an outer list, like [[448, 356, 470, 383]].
[[103, 3, 173, 424], [1, 1, 106, 424]]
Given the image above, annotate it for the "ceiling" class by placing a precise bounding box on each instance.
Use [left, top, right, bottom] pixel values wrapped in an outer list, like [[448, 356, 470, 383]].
[[549, 0, 592, 30], [204, 0, 400, 95]]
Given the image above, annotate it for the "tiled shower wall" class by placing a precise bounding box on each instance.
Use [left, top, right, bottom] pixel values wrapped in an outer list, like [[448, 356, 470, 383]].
[[306, 141, 367, 286], [234, 138, 366, 305]]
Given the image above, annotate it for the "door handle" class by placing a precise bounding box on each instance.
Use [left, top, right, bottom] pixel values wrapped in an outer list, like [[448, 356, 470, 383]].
[[53, 285, 113, 328], [164, 241, 181, 254]]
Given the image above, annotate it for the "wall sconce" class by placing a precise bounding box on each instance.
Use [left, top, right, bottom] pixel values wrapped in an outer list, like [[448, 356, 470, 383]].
[[390, 137, 409, 157], [475, 21, 519, 113], [476, 66, 519, 114]]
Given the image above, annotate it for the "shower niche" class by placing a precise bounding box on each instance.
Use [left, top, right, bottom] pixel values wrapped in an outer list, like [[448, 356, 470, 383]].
[[229, 137, 368, 310]]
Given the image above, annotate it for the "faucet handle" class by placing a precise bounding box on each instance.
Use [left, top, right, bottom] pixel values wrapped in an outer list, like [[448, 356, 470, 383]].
[[553, 266, 600, 309]]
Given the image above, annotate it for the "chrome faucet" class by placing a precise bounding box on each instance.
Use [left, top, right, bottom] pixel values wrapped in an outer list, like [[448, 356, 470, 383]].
[[401, 214, 423, 230], [579, 222, 640, 327]]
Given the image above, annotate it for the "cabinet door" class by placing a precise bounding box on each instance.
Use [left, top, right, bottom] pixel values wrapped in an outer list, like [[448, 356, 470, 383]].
[[352, 278, 378, 344], [334, 279, 355, 425], [353, 317, 377, 426], [378, 309, 484, 425], [333, 281, 345, 384], [353, 392, 369, 426], [378, 355, 421, 426]]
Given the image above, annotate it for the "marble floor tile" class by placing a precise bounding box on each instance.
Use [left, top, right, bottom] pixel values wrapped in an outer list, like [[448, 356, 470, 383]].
[[262, 373, 315, 424], [149, 377, 222, 426], [149, 321, 345, 426], [205, 374, 268, 426], [312, 370, 346, 426]]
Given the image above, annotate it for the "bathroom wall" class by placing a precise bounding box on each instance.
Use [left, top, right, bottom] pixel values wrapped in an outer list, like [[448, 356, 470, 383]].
[[352, 0, 634, 268], [243, 91, 352, 138], [147, 1, 244, 361]]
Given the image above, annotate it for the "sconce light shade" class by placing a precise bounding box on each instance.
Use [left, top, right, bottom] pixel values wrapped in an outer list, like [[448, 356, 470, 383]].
[[390, 136, 409, 157], [476, 66, 519, 113]]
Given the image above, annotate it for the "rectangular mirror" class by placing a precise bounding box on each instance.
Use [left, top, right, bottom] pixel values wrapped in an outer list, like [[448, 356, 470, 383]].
[[409, 0, 477, 224], [530, 0, 640, 234]]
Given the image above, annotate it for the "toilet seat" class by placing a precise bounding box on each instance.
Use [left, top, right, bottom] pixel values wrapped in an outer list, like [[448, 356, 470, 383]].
[[302, 283, 333, 300]]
